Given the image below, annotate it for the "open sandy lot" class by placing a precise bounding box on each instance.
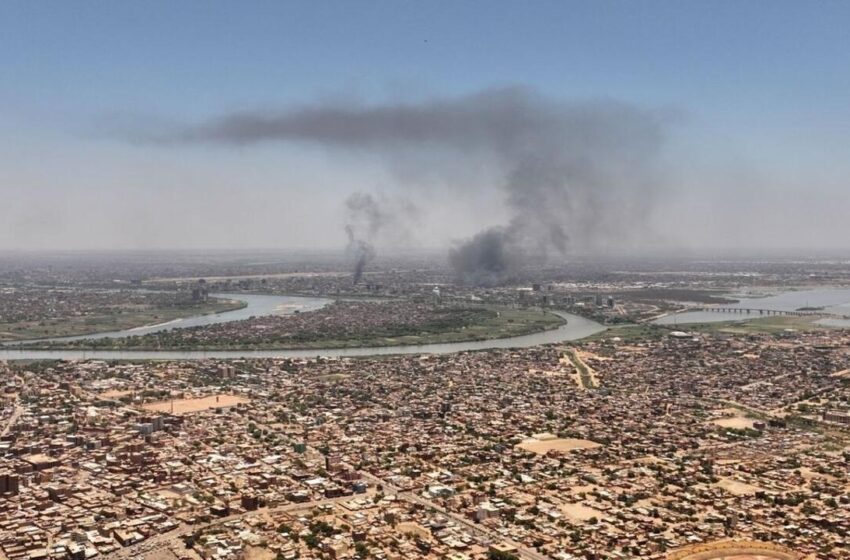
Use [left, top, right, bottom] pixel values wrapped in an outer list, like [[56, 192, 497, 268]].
[[712, 416, 758, 429], [687, 556, 792, 560], [396, 522, 430, 539], [141, 394, 248, 415], [669, 540, 799, 560], [242, 547, 276, 560], [710, 408, 759, 430], [100, 389, 133, 399], [714, 477, 762, 496], [517, 437, 600, 454], [560, 502, 607, 521], [679, 554, 795, 560], [156, 489, 183, 500]]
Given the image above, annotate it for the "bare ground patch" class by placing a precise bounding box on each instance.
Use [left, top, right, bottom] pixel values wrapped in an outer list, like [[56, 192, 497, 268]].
[[714, 477, 763, 496], [140, 394, 249, 415], [517, 437, 601, 455], [560, 502, 607, 521]]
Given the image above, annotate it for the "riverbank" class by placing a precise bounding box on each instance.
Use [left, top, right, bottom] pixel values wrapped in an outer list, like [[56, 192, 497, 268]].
[[0, 297, 246, 342], [0, 310, 605, 360], [653, 286, 850, 326], [20, 305, 566, 351]]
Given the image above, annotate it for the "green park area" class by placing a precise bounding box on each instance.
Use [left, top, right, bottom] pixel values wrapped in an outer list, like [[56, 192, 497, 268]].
[[301, 306, 566, 350], [27, 304, 565, 351]]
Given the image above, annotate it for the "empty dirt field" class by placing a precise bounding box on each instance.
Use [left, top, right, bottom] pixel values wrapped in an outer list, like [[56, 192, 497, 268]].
[[140, 394, 248, 415], [672, 553, 789, 560], [712, 416, 758, 430], [517, 437, 601, 455], [561, 502, 608, 521], [668, 540, 799, 560], [710, 408, 759, 430], [99, 389, 133, 399], [711, 416, 757, 430], [714, 477, 763, 496]]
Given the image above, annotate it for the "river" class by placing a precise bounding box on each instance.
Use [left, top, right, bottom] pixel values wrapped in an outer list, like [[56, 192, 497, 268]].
[[653, 287, 850, 326], [0, 293, 606, 360], [3, 293, 332, 345]]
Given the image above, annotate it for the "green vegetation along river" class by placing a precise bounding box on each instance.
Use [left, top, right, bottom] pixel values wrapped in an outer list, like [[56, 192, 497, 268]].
[[0, 294, 605, 360]]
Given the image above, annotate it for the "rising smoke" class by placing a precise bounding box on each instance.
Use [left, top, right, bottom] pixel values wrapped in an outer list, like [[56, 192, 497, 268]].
[[344, 192, 382, 284], [149, 87, 667, 285]]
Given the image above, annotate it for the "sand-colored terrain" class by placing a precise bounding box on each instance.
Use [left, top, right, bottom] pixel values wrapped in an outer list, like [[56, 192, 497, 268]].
[[710, 408, 758, 430], [714, 477, 762, 496], [562, 349, 601, 389], [100, 389, 133, 399], [682, 556, 791, 560], [798, 466, 836, 482], [667, 539, 799, 560], [243, 547, 276, 560], [517, 437, 601, 455], [396, 522, 430, 539], [560, 502, 607, 521], [712, 416, 758, 430], [140, 394, 248, 415]]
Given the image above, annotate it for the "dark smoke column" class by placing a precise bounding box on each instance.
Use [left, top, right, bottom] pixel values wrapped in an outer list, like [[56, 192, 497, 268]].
[[346, 230, 374, 284], [344, 192, 385, 284], [151, 87, 667, 285], [449, 228, 515, 287]]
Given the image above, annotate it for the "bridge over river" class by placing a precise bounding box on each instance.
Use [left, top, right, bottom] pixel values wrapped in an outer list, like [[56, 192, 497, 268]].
[[692, 306, 831, 317], [656, 301, 850, 326]]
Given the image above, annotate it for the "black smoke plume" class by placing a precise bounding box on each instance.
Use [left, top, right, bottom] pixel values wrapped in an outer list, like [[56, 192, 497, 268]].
[[344, 192, 385, 284], [148, 87, 666, 285]]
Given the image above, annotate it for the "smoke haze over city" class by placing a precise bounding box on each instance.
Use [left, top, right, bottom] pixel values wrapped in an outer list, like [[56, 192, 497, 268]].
[[1, 1, 849, 260], [4, 6, 850, 558]]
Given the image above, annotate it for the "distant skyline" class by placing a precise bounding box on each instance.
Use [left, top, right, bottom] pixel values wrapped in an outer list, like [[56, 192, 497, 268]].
[[2, 1, 849, 253]]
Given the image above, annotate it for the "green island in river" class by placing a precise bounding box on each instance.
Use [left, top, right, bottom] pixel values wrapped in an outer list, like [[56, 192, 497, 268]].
[[22, 302, 566, 351]]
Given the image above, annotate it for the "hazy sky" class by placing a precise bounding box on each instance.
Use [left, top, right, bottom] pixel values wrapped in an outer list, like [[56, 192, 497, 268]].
[[1, 1, 849, 253]]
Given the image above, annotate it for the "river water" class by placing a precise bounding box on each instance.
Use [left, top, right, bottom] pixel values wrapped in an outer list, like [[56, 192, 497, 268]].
[[653, 287, 850, 326], [4, 293, 332, 344], [0, 294, 606, 360]]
